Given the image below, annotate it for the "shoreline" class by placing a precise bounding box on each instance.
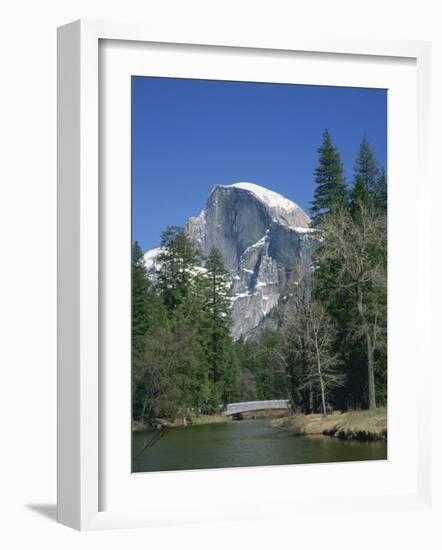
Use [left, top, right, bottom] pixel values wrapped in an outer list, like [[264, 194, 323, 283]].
[[272, 408, 387, 441], [132, 409, 387, 442], [132, 414, 232, 432], [132, 409, 290, 432]]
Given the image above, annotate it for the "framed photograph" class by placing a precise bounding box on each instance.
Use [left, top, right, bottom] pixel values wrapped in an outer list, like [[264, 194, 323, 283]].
[[57, 20, 432, 530]]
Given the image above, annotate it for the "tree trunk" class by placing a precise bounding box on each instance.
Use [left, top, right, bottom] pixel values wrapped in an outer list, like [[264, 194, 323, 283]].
[[367, 345, 376, 410], [308, 380, 314, 414], [140, 397, 149, 423], [314, 333, 327, 417], [357, 286, 377, 409], [318, 371, 327, 417]]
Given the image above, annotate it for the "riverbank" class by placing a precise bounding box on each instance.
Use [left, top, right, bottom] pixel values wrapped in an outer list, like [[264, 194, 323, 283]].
[[235, 409, 290, 420], [273, 408, 387, 441], [132, 414, 231, 432]]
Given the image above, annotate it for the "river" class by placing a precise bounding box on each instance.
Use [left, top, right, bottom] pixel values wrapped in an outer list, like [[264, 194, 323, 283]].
[[132, 418, 387, 472]]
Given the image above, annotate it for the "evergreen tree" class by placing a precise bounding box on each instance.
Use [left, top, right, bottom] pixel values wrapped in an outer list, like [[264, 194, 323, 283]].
[[371, 167, 387, 211], [310, 129, 347, 225], [235, 368, 257, 402], [354, 136, 379, 196], [314, 252, 361, 409], [154, 226, 213, 414], [204, 247, 234, 403], [350, 176, 373, 220], [132, 242, 150, 346], [157, 226, 201, 312], [248, 330, 293, 403], [233, 338, 260, 400]]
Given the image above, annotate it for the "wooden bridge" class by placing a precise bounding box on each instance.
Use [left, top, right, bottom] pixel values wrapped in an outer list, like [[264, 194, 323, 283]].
[[221, 399, 290, 416]]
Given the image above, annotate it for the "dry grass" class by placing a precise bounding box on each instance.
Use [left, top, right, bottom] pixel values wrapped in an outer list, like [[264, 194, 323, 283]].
[[189, 414, 231, 425], [273, 408, 387, 441]]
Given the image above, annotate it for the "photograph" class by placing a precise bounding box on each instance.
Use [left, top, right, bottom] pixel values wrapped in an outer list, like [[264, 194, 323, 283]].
[[2, 0, 437, 541], [131, 76, 388, 473]]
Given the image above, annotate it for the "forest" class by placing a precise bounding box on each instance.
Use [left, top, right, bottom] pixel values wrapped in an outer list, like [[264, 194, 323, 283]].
[[132, 131, 387, 426]]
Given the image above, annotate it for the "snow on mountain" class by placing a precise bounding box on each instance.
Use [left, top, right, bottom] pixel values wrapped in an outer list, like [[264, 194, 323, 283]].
[[143, 246, 162, 271], [214, 182, 311, 229], [143, 182, 319, 339], [224, 182, 309, 225]]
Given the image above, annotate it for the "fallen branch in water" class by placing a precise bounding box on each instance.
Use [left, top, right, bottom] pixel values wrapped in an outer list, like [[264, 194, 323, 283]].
[[134, 426, 168, 458]]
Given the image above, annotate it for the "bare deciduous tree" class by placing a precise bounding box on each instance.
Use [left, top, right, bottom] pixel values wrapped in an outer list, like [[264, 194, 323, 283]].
[[259, 274, 343, 416], [301, 301, 344, 416], [281, 279, 343, 416], [318, 205, 387, 409], [133, 325, 201, 424]]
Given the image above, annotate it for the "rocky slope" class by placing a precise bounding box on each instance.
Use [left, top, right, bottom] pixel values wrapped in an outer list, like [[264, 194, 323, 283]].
[[145, 182, 318, 339]]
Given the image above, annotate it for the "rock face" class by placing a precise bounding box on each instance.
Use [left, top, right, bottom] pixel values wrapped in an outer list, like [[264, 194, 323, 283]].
[[145, 182, 318, 339]]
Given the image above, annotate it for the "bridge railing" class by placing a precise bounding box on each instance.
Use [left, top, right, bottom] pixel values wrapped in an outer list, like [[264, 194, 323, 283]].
[[221, 399, 290, 416]]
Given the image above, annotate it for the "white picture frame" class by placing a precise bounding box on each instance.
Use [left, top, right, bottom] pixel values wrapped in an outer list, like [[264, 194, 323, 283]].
[[57, 19, 433, 531]]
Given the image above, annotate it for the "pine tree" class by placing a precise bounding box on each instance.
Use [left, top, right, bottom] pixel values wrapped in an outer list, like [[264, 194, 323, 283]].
[[371, 167, 387, 211], [350, 176, 373, 220], [132, 241, 150, 345], [204, 247, 234, 403], [310, 129, 347, 225], [153, 226, 212, 414], [354, 136, 379, 196], [157, 226, 201, 312]]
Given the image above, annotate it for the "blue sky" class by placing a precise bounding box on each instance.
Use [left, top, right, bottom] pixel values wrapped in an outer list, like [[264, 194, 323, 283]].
[[132, 77, 387, 251]]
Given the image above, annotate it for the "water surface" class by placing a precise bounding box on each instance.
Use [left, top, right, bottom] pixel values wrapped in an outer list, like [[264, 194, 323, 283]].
[[132, 419, 387, 472]]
